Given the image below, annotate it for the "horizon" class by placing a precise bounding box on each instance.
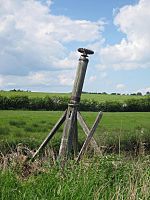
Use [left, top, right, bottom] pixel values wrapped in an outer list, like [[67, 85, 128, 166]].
[[1, 88, 149, 96]]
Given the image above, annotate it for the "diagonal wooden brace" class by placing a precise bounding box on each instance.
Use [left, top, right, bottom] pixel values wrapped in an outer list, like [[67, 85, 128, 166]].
[[77, 111, 101, 154], [76, 111, 103, 162], [31, 110, 67, 161]]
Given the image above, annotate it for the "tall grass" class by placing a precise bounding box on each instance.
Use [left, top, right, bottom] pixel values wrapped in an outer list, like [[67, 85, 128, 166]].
[[0, 154, 150, 200]]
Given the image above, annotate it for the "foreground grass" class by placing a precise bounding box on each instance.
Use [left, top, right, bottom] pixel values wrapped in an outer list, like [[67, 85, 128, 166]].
[[0, 155, 150, 200]]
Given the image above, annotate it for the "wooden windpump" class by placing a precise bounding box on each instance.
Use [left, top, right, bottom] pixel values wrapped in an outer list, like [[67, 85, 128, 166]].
[[32, 48, 103, 163]]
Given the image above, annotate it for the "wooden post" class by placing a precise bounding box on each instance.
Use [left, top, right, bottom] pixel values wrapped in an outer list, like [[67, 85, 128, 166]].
[[58, 48, 94, 161], [58, 105, 77, 161], [31, 48, 103, 164]]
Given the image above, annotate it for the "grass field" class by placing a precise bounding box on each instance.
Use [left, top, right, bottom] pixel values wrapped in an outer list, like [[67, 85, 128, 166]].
[[0, 110, 150, 199], [0, 110, 150, 153], [0, 90, 146, 102]]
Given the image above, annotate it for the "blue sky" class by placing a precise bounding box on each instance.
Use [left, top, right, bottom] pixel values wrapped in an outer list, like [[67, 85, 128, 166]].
[[0, 0, 150, 94], [51, 0, 137, 43]]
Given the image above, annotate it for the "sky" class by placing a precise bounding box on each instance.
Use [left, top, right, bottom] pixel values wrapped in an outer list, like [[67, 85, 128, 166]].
[[0, 0, 150, 94]]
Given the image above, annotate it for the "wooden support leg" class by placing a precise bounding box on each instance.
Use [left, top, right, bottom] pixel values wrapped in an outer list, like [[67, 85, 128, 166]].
[[76, 111, 103, 162], [72, 113, 78, 157], [67, 109, 78, 156], [31, 110, 67, 161], [58, 106, 78, 162], [77, 111, 101, 154]]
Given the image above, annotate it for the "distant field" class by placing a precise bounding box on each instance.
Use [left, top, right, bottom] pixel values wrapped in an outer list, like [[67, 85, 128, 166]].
[[0, 90, 146, 103], [0, 110, 150, 153]]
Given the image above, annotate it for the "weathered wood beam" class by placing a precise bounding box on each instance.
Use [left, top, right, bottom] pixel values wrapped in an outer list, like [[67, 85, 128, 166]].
[[77, 111, 101, 154], [58, 106, 77, 162], [72, 113, 78, 157], [31, 110, 67, 161], [76, 111, 103, 162], [58, 49, 93, 163]]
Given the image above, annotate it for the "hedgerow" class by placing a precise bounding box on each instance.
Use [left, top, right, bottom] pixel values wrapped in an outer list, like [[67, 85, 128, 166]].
[[0, 95, 150, 112]]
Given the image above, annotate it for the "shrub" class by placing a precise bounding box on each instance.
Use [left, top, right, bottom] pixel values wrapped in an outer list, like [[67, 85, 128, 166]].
[[51, 96, 68, 110], [103, 101, 123, 112], [0, 95, 150, 112], [29, 97, 45, 110], [43, 96, 55, 110], [0, 95, 10, 109], [124, 97, 150, 112], [9, 96, 29, 109]]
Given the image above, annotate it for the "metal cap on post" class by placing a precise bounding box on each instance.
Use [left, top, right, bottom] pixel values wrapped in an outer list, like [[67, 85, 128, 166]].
[[78, 48, 94, 57]]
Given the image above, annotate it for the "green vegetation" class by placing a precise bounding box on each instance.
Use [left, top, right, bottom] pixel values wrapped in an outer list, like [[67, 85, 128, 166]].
[[0, 90, 146, 102], [0, 111, 150, 154], [0, 94, 150, 111], [1, 155, 150, 199], [0, 90, 70, 98], [0, 110, 150, 199]]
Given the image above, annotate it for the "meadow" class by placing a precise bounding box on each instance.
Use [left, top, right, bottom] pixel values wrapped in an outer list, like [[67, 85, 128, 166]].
[[0, 101, 150, 199], [0, 110, 150, 154]]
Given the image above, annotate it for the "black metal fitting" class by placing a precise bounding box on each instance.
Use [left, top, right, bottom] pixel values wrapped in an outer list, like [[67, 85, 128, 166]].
[[78, 48, 94, 57]]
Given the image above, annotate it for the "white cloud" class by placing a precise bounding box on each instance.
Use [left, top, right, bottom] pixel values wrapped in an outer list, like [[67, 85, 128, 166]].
[[116, 83, 126, 90], [99, 0, 150, 70], [54, 51, 79, 69], [0, 72, 53, 88], [0, 75, 4, 87], [89, 75, 97, 82], [58, 73, 74, 86], [0, 70, 75, 90], [28, 71, 53, 86], [0, 0, 104, 76]]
